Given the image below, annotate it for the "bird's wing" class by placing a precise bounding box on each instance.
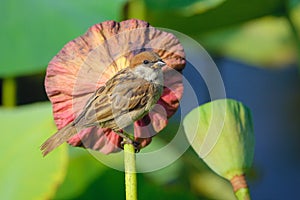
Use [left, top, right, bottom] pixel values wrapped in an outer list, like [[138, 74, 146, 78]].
[[74, 69, 153, 129], [110, 77, 152, 113], [73, 86, 105, 125], [73, 85, 110, 127], [73, 69, 130, 126], [102, 77, 153, 129]]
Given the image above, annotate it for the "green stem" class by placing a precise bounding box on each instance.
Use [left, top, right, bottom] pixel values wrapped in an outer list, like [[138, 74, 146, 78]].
[[2, 77, 16, 107], [284, 1, 300, 71], [235, 188, 251, 200], [124, 141, 137, 200], [230, 174, 251, 200], [123, 0, 146, 20]]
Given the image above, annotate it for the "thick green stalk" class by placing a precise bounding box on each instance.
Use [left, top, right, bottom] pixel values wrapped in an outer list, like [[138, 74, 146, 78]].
[[235, 188, 251, 200], [123, 0, 146, 20], [2, 77, 16, 107], [230, 174, 251, 200], [124, 142, 137, 200]]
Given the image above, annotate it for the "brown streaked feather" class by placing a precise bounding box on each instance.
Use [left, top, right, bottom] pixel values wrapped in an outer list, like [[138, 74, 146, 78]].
[[40, 123, 77, 156], [73, 86, 106, 125], [75, 71, 159, 130]]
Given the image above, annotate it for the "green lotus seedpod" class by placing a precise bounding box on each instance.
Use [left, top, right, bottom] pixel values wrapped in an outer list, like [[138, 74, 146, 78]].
[[183, 99, 255, 200]]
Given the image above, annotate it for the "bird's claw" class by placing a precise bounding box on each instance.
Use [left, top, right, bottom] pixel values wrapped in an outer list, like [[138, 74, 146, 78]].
[[120, 139, 140, 153]]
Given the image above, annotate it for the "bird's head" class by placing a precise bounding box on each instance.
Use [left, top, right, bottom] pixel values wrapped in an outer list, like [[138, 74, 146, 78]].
[[129, 51, 165, 84], [130, 51, 166, 70]]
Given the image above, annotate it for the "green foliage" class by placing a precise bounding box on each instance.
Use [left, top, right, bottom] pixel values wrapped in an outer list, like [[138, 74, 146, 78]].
[[200, 17, 294, 66], [144, 0, 300, 67], [0, 103, 68, 200], [144, 0, 225, 14], [54, 148, 107, 199], [199, 5, 300, 67], [0, 0, 126, 78], [54, 145, 198, 200], [189, 170, 236, 199], [146, 0, 284, 34]]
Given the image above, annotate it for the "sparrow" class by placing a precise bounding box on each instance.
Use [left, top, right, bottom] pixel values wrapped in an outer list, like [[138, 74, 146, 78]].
[[41, 51, 165, 156]]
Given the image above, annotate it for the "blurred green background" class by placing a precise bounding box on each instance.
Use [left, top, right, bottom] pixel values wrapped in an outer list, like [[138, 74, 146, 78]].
[[1, 0, 300, 199]]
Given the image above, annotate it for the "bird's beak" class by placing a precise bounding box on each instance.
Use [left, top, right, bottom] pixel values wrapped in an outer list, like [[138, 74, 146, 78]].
[[154, 60, 166, 69], [157, 60, 166, 67]]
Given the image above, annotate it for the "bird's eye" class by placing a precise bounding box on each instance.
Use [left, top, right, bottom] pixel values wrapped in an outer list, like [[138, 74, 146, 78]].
[[143, 60, 149, 64]]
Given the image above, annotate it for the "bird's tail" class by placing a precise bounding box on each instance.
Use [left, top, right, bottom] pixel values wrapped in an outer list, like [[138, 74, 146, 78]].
[[40, 123, 77, 157]]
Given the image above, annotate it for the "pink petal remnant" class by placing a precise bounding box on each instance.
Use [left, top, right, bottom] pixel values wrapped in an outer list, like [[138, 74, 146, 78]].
[[45, 19, 186, 154]]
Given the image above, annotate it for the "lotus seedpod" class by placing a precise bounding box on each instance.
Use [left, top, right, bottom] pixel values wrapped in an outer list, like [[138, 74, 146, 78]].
[[183, 99, 255, 200]]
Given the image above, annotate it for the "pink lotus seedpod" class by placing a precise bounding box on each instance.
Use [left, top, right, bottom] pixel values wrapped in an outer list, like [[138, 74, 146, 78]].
[[45, 19, 185, 154]]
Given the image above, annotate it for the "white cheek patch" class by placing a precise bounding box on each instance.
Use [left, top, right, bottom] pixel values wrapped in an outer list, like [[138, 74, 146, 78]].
[[133, 65, 163, 84]]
